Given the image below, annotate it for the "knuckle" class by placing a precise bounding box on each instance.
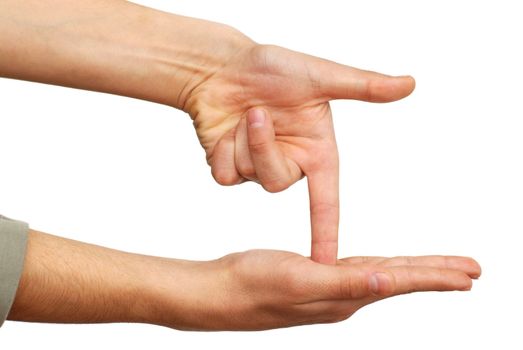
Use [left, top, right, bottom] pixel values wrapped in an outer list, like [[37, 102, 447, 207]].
[[237, 162, 256, 179], [337, 277, 353, 299], [212, 167, 239, 186], [248, 141, 271, 155], [261, 177, 291, 193], [248, 44, 280, 71], [310, 201, 339, 214], [363, 79, 373, 101], [404, 268, 417, 294], [348, 273, 367, 299], [336, 272, 357, 299]]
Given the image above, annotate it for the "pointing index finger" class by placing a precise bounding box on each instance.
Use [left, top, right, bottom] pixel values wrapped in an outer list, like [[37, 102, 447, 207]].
[[308, 156, 339, 265]]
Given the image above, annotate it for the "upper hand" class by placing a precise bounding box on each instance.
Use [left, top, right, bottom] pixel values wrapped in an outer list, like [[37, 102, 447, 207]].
[[183, 44, 415, 264]]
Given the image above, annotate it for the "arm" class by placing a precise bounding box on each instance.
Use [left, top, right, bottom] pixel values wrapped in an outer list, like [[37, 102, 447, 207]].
[[0, 0, 252, 107], [0, 0, 416, 264], [8, 229, 481, 330]]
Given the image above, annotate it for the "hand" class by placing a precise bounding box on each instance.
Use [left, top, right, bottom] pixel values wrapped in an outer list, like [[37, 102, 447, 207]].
[[9, 230, 480, 331], [0, 0, 415, 264], [183, 44, 416, 264], [149, 249, 481, 331]]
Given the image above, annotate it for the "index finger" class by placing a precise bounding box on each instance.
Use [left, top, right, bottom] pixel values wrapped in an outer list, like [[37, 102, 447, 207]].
[[308, 159, 339, 265]]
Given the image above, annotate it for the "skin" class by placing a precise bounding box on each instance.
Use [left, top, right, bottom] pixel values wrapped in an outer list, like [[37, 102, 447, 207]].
[[8, 230, 481, 330], [0, 0, 414, 264], [0, 0, 481, 330], [184, 45, 415, 264]]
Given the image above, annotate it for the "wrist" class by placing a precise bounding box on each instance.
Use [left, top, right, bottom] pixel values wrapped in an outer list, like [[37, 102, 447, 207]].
[[110, 3, 256, 109], [153, 14, 256, 110], [137, 255, 232, 330], [88, 4, 256, 109]]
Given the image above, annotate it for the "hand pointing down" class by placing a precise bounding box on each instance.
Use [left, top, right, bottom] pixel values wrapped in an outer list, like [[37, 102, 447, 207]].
[[184, 44, 415, 263]]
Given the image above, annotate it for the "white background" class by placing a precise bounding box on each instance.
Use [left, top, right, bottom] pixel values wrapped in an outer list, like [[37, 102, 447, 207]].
[[1, 0, 522, 348]]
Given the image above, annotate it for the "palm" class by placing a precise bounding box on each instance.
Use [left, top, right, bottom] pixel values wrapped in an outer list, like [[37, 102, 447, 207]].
[[218, 249, 481, 330], [184, 44, 415, 264]]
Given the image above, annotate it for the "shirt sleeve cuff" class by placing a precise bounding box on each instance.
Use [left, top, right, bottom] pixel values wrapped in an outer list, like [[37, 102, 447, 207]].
[[0, 215, 29, 328]]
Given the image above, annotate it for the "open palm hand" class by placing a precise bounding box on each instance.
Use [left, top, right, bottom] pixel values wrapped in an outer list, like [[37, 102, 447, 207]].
[[175, 249, 481, 331]]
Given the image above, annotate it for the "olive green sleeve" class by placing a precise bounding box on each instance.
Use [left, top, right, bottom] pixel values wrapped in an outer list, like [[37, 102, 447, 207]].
[[0, 215, 29, 328]]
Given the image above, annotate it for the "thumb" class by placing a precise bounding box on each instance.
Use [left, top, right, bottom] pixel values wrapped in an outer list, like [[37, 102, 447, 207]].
[[318, 265, 473, 300], [307, 55, 416, 102]]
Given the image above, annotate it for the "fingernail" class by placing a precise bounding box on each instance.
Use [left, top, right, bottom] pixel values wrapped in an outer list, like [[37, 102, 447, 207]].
[[369, 272, 389, 295], [248, 108, 265, 128], [397, 75, 415, 83]]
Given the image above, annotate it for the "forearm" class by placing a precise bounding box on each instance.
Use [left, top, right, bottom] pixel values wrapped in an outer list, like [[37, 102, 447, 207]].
[[5, 229, 480, 331], [0, 0, 254, 108], [7, 229, 216, 328]]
